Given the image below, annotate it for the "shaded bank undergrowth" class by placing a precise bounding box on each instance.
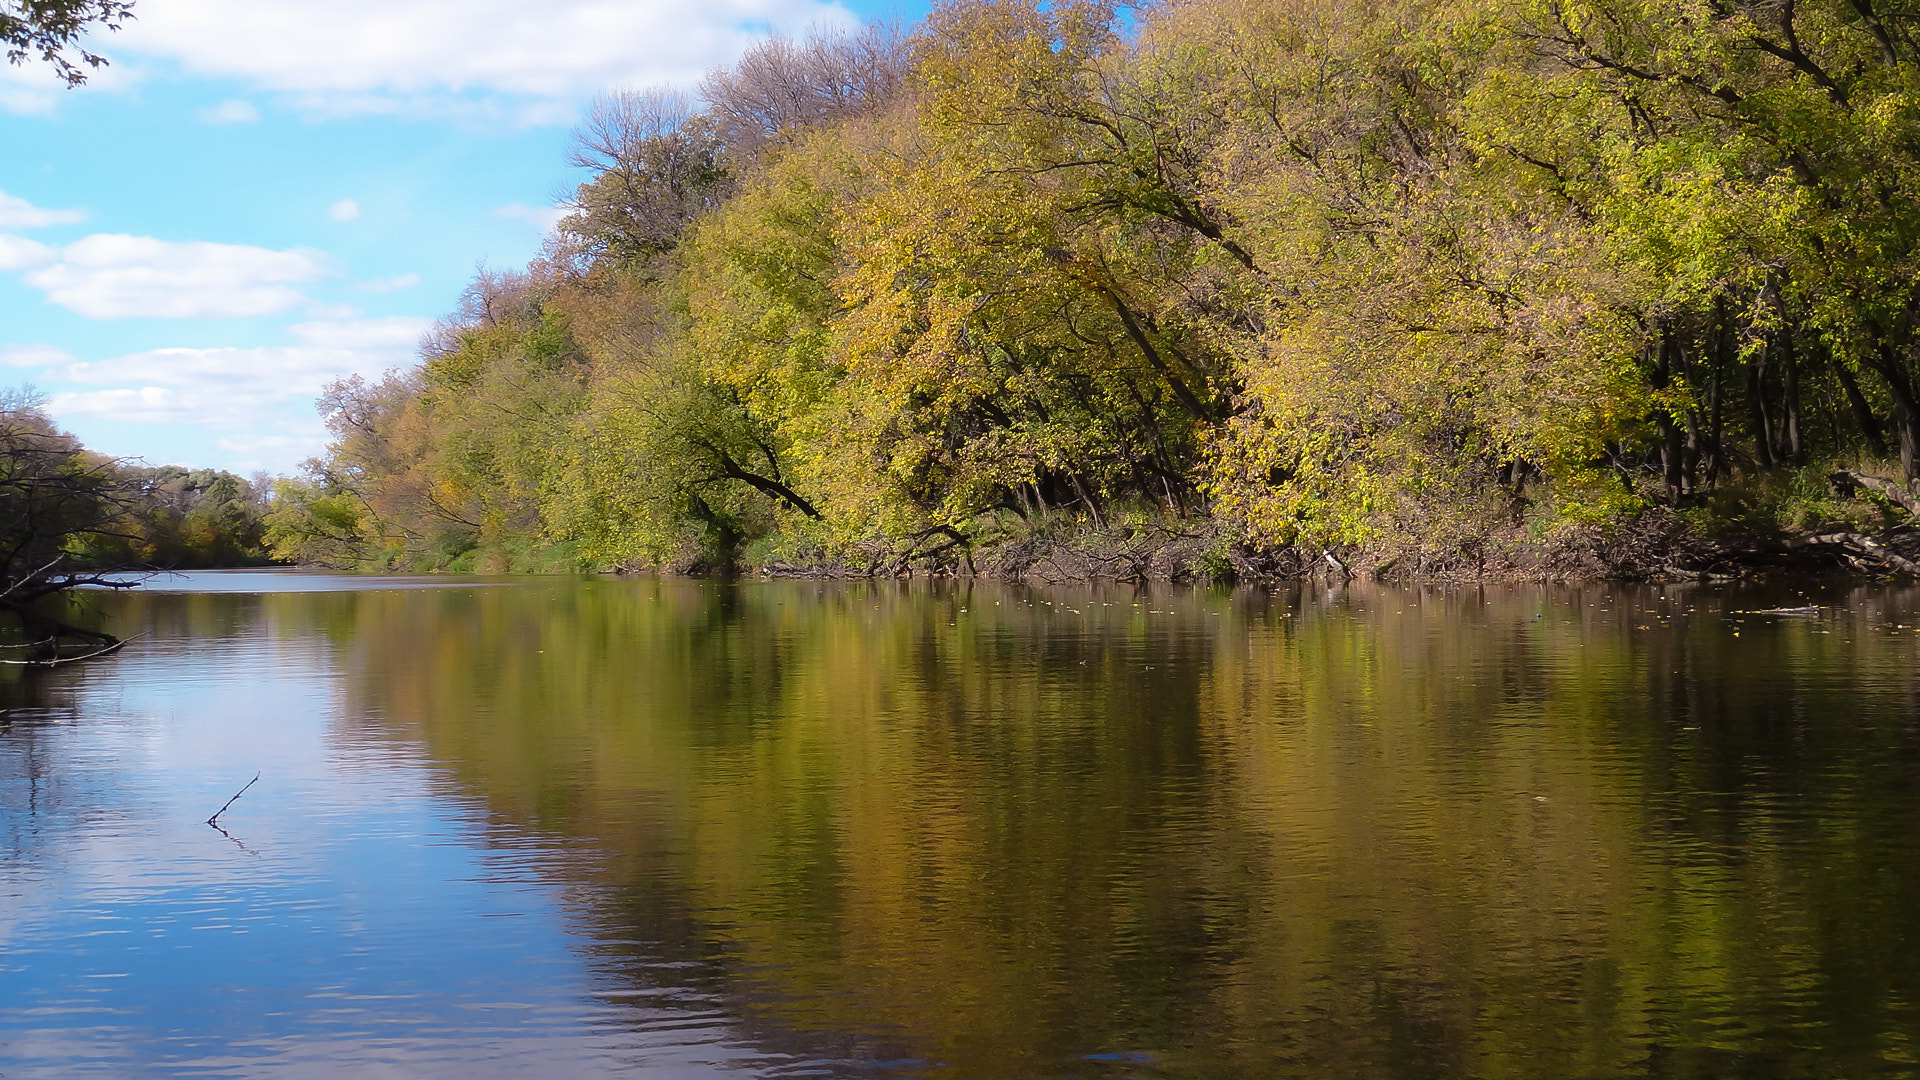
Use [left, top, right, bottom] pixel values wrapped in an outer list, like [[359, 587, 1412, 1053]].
[[711, 465, 1920, 583]]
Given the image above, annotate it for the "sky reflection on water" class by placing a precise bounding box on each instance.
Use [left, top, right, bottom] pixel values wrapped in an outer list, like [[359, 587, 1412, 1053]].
[[2, 575, 1919, 1078], [0, 601, 778, 1078]]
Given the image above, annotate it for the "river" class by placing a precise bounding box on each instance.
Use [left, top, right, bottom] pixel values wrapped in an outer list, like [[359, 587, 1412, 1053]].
[[1, 572, 1916, 1078]]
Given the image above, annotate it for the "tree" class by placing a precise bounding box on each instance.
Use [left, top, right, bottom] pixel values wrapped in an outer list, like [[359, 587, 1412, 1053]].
[[261, 474, 372, 569], [2, 0, 134, 86], [102, 465, 273, 567], [555, 89, 732, 272], [0, 392, 136, 661], [700, 24, 907, 155], [286, 0, 1920, 578]]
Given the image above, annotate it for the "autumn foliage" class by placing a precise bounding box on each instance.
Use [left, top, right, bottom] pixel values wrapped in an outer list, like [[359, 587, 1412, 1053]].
[[276, 0, 1920, 574]]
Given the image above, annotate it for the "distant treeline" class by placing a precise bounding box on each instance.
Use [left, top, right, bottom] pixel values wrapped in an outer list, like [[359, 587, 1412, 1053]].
[[272, 0, 1920, 574], [2, 392, 275, 573]]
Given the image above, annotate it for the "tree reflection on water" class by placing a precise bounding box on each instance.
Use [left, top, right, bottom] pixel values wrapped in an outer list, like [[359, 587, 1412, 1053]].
[[10, 577, 1918, 1079]]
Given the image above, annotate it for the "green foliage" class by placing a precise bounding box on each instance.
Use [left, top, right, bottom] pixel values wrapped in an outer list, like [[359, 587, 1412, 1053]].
[[2, 390, 273, 572], [290, 0, 1920, 573], [262, 477, 370, 568], [0, 390, 282, 657], [0, 394, 126, 569], [88, 466, 274, 568]]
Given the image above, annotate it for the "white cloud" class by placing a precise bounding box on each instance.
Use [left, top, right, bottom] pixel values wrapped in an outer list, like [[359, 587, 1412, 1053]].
[[353, 272, 421, 293], [15, 234, 333, 319], [51, 386, 198, 423], [328, 198, 362, 222], [0, 50, 141, 115], [0, 234, 56, 271], [0, 87, 57, 116], [114, 0, 858, 113], [0, 344, 78, 369], [217, 430, 324, 456], [0, 65, 64, 116], [33, 320, 424, 472], [215, 429, 328, 469], [287, 315, 433, 350], [490, 202, 565, 232], [0, 190, 87, 228], [197, 98, 261, 123], [62, 345, 361, 391], [49, 339, 404, 427]]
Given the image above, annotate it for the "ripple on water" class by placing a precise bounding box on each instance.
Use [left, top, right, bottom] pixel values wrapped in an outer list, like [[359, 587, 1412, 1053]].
[[2, 577, 1919, 1078]]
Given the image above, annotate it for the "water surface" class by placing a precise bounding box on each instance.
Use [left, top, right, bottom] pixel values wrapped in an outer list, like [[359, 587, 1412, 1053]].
[[2, 574, 1917, 1078]]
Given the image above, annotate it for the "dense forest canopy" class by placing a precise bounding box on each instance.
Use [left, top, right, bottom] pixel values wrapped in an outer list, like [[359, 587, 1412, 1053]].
[[274, 0, 1920, 576]]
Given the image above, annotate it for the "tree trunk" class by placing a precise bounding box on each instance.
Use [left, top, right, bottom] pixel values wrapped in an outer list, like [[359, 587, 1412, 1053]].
[[1068, 473, 1107, 529], [1682, 408, 1704, 492], [1864, 339, 1920, 486], [1748, 347, 1777, 469], [1653, 335, 1685, 495], [1779, 334, 1805, 464], [1707, 300, 1730, 485], [1899, 404, 1919, 488], [1833, 357, 1888, 457], [712, 447, 822, 518]]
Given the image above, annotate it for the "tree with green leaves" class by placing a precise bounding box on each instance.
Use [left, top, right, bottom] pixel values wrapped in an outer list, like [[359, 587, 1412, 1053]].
[[286, 0, 1920, 579], [0, 392, 137, 660]]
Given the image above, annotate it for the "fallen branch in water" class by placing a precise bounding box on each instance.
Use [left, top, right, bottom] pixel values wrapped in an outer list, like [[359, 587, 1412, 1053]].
[[1791, 532, 1920, 576], [206, 772, 260, 826], [0, 631, 146, 667]]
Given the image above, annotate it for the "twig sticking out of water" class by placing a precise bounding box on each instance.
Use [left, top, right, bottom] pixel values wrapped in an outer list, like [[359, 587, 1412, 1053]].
[[207, 772, 260, 826]]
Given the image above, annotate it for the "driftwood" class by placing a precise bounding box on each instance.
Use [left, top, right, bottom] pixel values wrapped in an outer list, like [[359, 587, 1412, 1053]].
[[0, 636, 130, 666], [1792, 531, 1920, 575], [1831, 470, 1920, 518], [1662, 564, 1742, 581]]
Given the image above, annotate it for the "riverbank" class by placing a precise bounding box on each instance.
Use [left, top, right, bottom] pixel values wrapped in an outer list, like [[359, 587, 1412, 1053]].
[[743, 473, 1920, 585]]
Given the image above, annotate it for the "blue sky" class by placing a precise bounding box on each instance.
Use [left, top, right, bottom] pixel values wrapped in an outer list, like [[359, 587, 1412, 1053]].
[[1, 0, 920, 476]]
